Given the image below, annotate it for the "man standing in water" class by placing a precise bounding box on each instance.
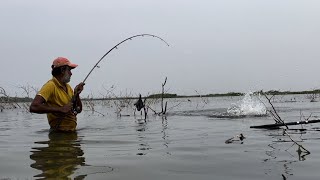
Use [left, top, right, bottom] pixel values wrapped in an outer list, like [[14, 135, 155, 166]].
[[30, 57, 85, 132]]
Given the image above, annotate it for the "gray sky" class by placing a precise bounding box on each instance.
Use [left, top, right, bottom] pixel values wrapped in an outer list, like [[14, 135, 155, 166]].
[[1, 0, 320, 97]]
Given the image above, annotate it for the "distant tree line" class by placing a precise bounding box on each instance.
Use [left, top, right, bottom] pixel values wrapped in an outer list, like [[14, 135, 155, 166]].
[[2, 89, 320, 103], [260, 89, 320, 95], [147, 93, 178, 98], [0, 96, 33, 103], [203, 92, 244, 97]]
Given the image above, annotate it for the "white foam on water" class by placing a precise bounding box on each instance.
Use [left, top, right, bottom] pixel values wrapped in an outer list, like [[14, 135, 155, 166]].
[[227, 92, 267, 116]]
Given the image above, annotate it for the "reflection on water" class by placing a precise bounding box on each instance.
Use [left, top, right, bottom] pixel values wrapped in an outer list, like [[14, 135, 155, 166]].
[[135, 116, 170, 156], [161, 116, 170, 155], [135, 120, 151, 156], [2, 95, 320, 179], [30, 132, 85, 179], [263, 129, 311, 179]]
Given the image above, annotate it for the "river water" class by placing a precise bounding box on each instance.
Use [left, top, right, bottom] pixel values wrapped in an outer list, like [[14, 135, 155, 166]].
[[1, 94, 320, 180]]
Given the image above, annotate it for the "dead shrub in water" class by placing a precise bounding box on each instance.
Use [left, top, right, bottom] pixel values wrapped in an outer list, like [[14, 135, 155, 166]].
[[0, 86, 21, 111], [259, 91, 310, 156], [18, 84, 38, 112], [143, 77, 181, 117]]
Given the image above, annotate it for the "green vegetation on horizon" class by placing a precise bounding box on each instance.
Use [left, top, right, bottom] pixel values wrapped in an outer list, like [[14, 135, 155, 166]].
[[0, 96, 33, 103], [2, 89, 320, 102]]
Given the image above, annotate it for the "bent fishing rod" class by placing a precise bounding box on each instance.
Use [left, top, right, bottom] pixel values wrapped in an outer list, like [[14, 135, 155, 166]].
[[72, 34, 170, 114], [83, 34, 169, 83]]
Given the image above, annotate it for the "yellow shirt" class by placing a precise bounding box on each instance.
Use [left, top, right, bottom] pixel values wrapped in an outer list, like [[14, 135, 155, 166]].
[[37, 77, 77, 131]]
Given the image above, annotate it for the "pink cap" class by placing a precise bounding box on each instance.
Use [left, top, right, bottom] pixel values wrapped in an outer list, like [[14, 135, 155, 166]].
[[51, 57, 78, 69]]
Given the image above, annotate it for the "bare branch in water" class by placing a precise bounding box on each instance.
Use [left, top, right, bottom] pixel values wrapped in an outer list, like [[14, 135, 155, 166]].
[[282, 174, 287, 180], [195, 90, 209, 105], [283, 129, 310, 154], [305, 88, 319, 102], [0, 86, 21, 110], [83, 93, 105, 116], [260, 91, 288, 129], [144, 77, 172, 116], [166, 102, 182, 112], [161, 77, 167, 114], [300, 110, 312, 122], [259, 91, 311, 157]]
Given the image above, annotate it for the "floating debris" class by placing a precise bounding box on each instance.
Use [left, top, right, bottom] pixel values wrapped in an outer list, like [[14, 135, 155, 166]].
[[225, 133, 246, 144]]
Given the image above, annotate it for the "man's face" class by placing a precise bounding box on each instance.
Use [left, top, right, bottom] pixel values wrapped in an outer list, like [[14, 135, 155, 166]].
[[62, 67, 72, 83]]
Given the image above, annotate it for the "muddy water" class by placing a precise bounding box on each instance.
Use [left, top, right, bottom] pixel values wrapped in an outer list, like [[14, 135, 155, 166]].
[[0, 95, 320, 180]]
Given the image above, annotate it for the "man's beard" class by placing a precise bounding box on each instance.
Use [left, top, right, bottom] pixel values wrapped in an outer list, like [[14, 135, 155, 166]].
[[62, 74, 71, 83]]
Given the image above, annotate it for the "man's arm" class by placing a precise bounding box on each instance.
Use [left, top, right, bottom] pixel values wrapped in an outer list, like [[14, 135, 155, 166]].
[[73, 82, 85, 113], [29, 95, 72, 114], [74, 94, 83, 113]]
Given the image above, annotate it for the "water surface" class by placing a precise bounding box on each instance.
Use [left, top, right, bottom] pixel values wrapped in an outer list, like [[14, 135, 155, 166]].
[[1, 95, 320, 179]]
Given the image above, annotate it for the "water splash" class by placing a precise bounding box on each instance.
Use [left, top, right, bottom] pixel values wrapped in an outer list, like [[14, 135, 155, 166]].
[[227, 92, 267, 116]]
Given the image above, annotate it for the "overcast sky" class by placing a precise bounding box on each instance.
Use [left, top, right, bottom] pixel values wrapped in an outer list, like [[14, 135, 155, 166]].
[[1, 0, 320, 98]]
